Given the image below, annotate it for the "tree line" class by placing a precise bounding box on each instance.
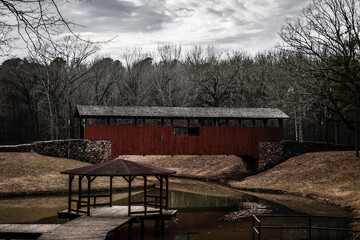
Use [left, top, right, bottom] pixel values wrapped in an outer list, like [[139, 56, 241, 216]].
[[0, 0, 358, 151], [0, 41, 354, 145]]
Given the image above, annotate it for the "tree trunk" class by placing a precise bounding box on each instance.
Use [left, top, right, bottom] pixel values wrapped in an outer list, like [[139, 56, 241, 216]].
[[355, 111, 358, 157]]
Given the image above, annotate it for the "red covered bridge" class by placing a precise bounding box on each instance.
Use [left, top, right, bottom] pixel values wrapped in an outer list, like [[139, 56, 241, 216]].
[[76, 105, 288, 159]]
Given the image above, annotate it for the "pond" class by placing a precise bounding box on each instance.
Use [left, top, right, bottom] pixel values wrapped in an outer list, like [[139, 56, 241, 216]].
[[0, 178, 353, 240]]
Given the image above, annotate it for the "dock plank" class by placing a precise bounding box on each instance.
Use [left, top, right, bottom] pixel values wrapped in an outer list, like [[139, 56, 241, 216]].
[[0, 224, 61, 239], [39, 206, 177, 240], [0, 224, 61, 233]]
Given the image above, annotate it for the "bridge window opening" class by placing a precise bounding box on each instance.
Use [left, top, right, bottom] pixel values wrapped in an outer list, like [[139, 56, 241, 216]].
[[254, 120, 264, 127], [173, 127, 187, 136], [173, 127, 200, 136], [146, 119, 162, 126], [188, 127, 200, 136], [202, 119, 213, 127], [173, 119, 188, 127], [88, 118, 107, 126], [218, 119, 227, 127], [107, 118, 115, 126], [189, 119, 200, 127], [228, 119, 238, 127], [267, 119, 279, 127], [163, 119, 172, 126], [241, 120, 253, 127], [116, 118, 135, 126]]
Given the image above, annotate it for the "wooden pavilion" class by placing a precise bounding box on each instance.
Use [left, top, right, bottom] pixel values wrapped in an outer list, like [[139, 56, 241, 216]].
[[75, 105, 289, 159], [61, 158, 176, 216]]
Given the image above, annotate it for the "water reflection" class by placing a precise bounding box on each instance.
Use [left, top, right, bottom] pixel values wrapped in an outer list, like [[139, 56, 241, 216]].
[[0, 178, 353, 240]]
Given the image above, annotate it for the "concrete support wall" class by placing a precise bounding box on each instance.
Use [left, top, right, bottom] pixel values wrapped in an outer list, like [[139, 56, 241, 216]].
[[0, 139, 111, 163]]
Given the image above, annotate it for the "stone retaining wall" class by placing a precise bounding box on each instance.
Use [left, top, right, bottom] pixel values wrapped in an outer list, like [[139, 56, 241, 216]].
[[258, 140, 353, 172], [0, 139, 111, 163]]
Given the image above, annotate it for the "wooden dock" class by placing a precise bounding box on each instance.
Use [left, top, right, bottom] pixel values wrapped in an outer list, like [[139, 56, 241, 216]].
[[0, 224, 61, 239], [39, 206, 177, 240]]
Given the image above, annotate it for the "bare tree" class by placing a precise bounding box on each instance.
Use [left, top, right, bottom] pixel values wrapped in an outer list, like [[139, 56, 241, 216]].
[[120, 48, 154, 106], [187, 47, 239, 107], [87, 57, 124, 106], [280, 0, 360, 155], [152, 44, 186, 106], [0, 0, 85, 56], [34, 35, 99, 139]]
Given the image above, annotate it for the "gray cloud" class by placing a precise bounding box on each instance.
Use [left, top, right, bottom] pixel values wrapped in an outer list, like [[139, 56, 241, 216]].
[[63, 1, 171, 33], [58, 0, 312, 57]]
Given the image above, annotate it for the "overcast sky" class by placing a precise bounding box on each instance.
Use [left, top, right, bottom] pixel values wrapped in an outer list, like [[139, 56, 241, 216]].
[[58, 0, 311, 60]]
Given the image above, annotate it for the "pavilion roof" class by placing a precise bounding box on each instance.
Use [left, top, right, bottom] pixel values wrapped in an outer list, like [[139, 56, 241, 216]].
[[76, 105, 288, 119], [61, 158, 176, 176]]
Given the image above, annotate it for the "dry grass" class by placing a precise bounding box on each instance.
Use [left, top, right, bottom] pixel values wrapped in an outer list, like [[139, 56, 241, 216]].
[[0, 152, 142, 196], [124, 155, 247, 180], [228, 151, 360, 216]]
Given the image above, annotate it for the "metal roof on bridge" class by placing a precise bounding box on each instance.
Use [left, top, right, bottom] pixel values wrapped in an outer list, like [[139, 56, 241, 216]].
[[76, 105, 288, 119]]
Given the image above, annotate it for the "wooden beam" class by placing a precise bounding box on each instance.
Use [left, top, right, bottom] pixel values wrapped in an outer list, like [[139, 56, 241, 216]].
[[90, 176, 97, 183], [123, 176, 129, 183], [68, 175, 74, 214], [128, 176, 132, 216], [144, 176, 147, 215], [160, 176, 163, 214], [110, 176, 113, 207], [87, 176, 91, 216], [78, 176, 83, 215], [165, 176, 169, 210]]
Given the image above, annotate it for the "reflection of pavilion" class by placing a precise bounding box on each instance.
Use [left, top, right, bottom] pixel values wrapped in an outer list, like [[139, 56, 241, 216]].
[[61, 158, 176, 217]]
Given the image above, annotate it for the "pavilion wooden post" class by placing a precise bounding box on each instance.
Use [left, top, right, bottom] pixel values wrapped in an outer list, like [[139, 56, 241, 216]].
[[128, 176, 131, 216], [124, 176, 135, 216], [159, 176, 163, 214], [87, 176, 91, 216], [110, 176, 113, 207], [144, 176, 147, 215], [77, 176, 83, 215], [165, 176, 169, 210], [68, 175, 74, 214]]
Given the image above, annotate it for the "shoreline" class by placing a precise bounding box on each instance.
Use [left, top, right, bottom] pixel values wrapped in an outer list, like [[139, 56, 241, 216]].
[[1, 152, 359, 218]]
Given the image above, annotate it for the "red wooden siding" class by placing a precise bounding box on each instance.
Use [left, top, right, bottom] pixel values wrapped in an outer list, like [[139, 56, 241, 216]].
[[84, 125, 282, 159]]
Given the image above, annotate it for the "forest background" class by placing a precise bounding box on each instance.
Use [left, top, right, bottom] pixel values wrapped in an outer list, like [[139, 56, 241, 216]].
[[0, 0, 358, 148]]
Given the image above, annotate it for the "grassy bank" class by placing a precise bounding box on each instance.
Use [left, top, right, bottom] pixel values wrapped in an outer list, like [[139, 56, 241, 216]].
[[128, 152, 360, 217], [2, 150, 359, 218], [0, 152, 143, 196], [125, 155, 248, 180], [228, 151, 360, 217]]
